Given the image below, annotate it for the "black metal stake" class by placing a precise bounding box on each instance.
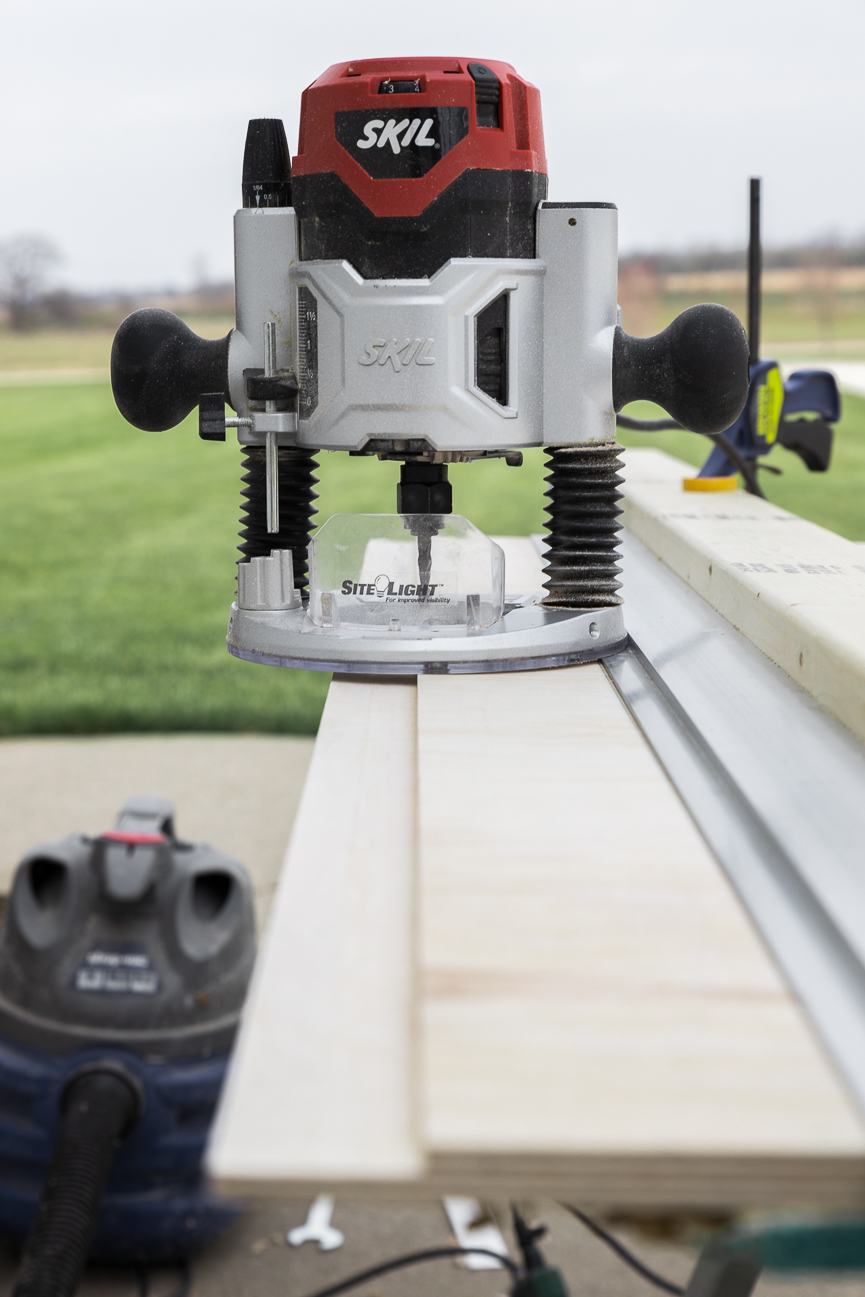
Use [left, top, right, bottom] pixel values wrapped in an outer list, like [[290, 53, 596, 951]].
[[748, 177, 761, 366]]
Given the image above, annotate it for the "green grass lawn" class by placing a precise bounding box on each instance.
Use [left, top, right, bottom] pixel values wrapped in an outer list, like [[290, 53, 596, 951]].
[[1, 383, 864, 736], [0, 318, 234, 372]]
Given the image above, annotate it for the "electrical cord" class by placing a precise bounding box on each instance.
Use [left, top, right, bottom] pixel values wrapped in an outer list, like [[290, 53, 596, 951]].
[[616, 414, 683, 432], [560, 1205, 685, 1295], [704, 433, 765, 497], [615, 415, 766, 498], [170, 1208, 690, 1297], [299, 1246, 520, 1297], [299, 1209, 687, 1297]]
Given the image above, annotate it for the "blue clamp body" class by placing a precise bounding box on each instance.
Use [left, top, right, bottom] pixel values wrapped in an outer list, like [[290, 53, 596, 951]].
[[699, 361, 840, 477]]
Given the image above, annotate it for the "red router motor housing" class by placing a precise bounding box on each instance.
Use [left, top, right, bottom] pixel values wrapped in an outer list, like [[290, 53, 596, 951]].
[[293, 57, 547, 216], [290, 58, 549, 279]]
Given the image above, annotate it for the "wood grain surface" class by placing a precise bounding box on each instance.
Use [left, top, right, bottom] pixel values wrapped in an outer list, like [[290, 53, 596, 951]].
[[208, 675, 421, 1186], [417, 664, 865, 1205]]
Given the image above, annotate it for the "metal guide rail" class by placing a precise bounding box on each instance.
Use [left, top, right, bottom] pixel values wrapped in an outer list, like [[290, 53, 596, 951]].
[[601, 532, 865, 1118]]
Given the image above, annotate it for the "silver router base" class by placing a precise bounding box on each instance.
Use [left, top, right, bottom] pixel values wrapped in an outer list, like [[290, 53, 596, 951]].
[[226, 598, 626, 675]]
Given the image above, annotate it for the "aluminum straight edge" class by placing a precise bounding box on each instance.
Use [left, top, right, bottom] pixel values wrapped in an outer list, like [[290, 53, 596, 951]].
[[602, 635, 865, 1119], [615, 533, 865, 967], [533, 524, 865, 1115], [603, 643, 865, 1112]]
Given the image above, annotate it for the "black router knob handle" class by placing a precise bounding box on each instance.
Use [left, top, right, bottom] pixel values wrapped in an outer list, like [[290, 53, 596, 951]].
[[612, 303, 750, 434], [242, 118, 292, 208], [111, 308, 231, 433]]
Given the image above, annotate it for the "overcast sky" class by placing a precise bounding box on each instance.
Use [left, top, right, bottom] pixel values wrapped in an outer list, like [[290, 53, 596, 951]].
[[2, 0, 863, 291]]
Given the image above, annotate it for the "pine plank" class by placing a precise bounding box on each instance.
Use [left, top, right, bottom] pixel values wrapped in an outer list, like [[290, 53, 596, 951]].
[[417, 663, 865, 1203], [207, 675, 421, 1188]]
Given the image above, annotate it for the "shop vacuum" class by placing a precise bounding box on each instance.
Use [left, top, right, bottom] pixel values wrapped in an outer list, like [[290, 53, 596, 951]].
[[0, 797, 255, 1295]]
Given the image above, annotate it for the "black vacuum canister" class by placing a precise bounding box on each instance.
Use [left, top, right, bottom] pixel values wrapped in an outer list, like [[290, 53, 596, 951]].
[[0, 796, 255, 1272]]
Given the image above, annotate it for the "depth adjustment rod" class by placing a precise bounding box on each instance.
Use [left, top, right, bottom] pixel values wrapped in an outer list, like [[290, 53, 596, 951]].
[[110, 314, 295, 508], [263, 321, 279, 533]]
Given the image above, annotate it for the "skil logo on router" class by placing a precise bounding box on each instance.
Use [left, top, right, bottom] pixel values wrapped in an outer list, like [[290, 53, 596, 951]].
[[335, 107, 468, 179], [356, 118, 438, 153], [358, 337, 435, 369]]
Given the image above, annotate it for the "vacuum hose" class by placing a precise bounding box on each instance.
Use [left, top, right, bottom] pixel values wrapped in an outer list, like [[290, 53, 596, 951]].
[[13, 1071, 139, 1297]]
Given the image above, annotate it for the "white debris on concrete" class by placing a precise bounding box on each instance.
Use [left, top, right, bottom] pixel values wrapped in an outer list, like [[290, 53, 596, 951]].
[[443, 1197, 510, 1271], [287, 1196, 345, 1252]]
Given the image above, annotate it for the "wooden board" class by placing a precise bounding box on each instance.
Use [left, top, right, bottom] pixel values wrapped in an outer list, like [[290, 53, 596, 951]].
[[208, 540, 865, 1209], [416, 665, 865, 1205], [620, 447, 865, 745], [208, 676, 421, 1185]]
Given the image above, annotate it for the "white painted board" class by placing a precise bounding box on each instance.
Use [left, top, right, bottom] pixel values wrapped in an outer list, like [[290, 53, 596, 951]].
[[620, 447, 865, 745]]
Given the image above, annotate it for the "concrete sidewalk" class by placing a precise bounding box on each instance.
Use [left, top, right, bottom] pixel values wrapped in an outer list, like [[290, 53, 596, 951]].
[[0, 734, 315, 925], [0, 1196, 857, 1297], [0, 1200, 702, 1297]]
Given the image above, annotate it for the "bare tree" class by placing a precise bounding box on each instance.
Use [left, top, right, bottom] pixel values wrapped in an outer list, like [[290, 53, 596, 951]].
[[0, 235, 61, 329]]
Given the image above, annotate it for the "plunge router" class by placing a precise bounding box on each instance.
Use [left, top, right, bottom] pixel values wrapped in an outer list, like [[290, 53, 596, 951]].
[[111, 57, 749, 674]]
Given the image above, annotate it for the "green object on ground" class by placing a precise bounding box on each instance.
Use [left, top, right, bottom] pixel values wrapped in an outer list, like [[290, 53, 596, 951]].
[[724, 1218, 865, 1272], [510, 1266, 570, 1297], [1, 383, 864, 736], [527, 1266, 570, 1297]]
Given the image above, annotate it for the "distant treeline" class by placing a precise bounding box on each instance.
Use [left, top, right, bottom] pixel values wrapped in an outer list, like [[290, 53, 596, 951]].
[[5, 227, 865, 334], [1, 282, 236, 331], [620, 239, 865, 274], [0, 232, 236, 331]]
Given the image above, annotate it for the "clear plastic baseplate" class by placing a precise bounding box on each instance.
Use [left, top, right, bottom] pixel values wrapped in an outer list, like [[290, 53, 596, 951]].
[[309, 514, 503, 635], [226, 513, 627, 674]]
